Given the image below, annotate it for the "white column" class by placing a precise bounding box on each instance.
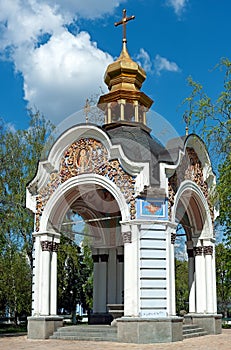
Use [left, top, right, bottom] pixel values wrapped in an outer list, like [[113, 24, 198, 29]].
[[143, 108, 147, 125], [195, 246, 206, 313], [93, 254, 100, 313], [116, 247, 124, 304], [123, 224, 139, 317], [107, 103, 111, 124], [99, 251, 108, 312], [107, 248, 117, 304], [40, 240, 51, 315], [119, 99, 126, 120], [134, 101, 139, 122], [50, 242, 59, 315], [92, 249, 108, 313], [204, 245, 214, 313], [32, 234, 41, 316], [212, 244, 217, 313]]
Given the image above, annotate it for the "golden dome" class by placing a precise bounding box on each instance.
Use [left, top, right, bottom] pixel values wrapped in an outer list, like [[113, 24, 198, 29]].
[[104, 42, 147, 93]]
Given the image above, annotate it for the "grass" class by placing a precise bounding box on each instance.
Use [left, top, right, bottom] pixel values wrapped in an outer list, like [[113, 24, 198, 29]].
[[0, 323, 27, 334]]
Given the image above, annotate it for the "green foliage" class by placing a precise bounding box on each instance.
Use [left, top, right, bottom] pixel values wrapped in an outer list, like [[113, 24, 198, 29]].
[[0, 245, 32, 321], [57, 232, 93, 320], [175, 259, 189, 315], [81, 236, 93, 310], [183, 58, 231, 158], [0, 110, 54, 318], [217, 155, 231, 239], [216, 243, 231, 317], [182, 57, 231, 241], [0, 324, 27, 334], [0, 110, 54, 267], [57, 235, 81, 318]]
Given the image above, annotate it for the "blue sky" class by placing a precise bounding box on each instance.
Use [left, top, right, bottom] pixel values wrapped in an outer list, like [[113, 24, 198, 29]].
[[0, 0, 230, 138]]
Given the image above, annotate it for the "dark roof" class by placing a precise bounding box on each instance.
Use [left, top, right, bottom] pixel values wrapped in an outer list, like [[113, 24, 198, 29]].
[[104, 123, 168, 186]]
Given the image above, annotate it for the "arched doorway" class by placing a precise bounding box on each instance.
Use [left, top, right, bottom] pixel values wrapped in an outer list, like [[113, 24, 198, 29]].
[[32, 173, 130, 324], [173, 181, 216, 316], [56, 183, 124, 324]]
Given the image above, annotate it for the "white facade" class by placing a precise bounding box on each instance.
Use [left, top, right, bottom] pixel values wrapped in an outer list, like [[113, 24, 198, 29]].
[[26, 125, 219, 339]]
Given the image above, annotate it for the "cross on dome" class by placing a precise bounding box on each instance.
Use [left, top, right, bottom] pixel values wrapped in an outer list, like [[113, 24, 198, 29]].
[[114, 9, 135, 44]]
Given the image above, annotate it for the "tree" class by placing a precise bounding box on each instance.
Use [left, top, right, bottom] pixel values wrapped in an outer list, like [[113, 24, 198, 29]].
[[81, 235, 93, 312], [0, 110, 54, 267], [216, 243, 231, 317], [57, 227, 93, 322], [56, 209, 94, 320], [0, 243, 32, 322], [0, 110, 54, 318], [57, 234, 82, 322], [182, 58, 231, 241], [175, 259, 189, 315]]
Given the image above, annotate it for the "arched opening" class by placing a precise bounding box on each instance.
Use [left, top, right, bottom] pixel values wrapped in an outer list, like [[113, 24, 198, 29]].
[[42, 178, 125, 324], [173, 182, 215, 316]]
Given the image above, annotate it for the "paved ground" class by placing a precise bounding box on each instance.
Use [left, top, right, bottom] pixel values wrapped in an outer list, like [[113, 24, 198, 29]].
[[0, 330, 231, 350]]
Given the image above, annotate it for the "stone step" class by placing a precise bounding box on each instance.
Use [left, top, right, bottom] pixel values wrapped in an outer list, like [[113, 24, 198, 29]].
[[182, 324, 208, 339], [50, 325, 117, 342]]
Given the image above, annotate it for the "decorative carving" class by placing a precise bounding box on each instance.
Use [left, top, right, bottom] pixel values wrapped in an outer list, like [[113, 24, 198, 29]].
[[117, 255, 124, 263], [41, 240, 53, 252], [129, 196, 136, 220], [36, 172, 61, 232], [35, 138, 136, 231], [194, 246, 203, 256], [171, 233, 176, 245], [52, 242, 59, 252], [41, 241, 59, 252], [168, 147, 214, 221], [204, 246, 213, 256], [92, 255, 100, 263], [100, 254, 109, 262], [122, 231, 132, 244]]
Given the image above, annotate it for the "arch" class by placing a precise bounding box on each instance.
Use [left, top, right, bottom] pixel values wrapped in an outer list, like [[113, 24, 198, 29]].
[[171, 180, 216, 315], [172, 180, 213, 240], [39, 173, 130, 233]]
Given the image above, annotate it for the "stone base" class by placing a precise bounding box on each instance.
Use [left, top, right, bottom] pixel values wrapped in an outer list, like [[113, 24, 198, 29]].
[[27, 316, 63, 339], [117, 317, 183, 343], [184, 314, 222, 334]]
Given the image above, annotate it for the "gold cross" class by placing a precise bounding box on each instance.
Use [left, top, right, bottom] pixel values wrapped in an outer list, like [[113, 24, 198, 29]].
[[114, 9, 135, 43]]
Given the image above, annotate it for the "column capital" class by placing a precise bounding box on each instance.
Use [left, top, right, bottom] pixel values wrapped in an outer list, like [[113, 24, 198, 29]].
[[122, 231, 132, 244], [100, 254, 109, 262], [41, 240, 59, 252], [171, 232, 176, 245], [194, 246, 203, 256], [204, 245, 213, 255], [92, 255, 100, 263], [52, 242, 59, 252]]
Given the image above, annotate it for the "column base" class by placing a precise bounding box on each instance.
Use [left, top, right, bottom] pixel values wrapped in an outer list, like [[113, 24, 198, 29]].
[[184, 314, 222, 334], [117, 316, 183, 343], [27, 316, 63, 339]]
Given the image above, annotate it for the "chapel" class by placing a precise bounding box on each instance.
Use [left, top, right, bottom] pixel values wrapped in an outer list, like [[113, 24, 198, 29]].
[[26, 9, 221, 343]]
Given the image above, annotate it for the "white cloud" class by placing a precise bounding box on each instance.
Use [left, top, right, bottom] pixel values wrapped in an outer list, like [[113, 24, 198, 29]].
[[46, 0, 126, 19], [166, 0, 188, 16], [154, 54, 181, 75], [136, 48, 153, 73], [20, 31, 112, 123], [0, 0, 125, 123]]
